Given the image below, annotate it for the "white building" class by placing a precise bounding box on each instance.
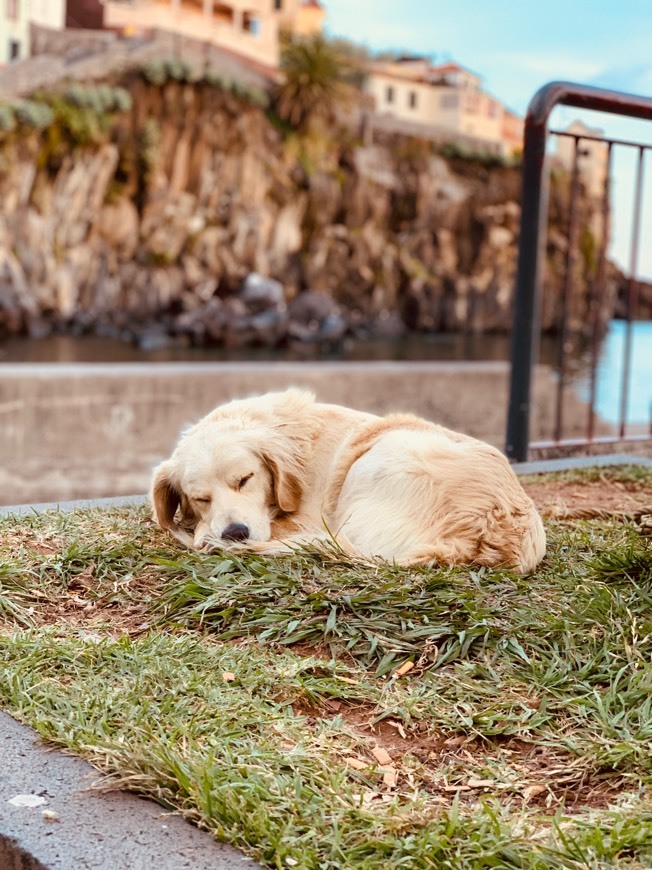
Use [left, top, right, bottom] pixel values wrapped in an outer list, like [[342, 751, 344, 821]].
[[367, 57, 523, 157], [555, 120, 609, 200], [30, 0, 66, 30], [0, 0, 30, 65]]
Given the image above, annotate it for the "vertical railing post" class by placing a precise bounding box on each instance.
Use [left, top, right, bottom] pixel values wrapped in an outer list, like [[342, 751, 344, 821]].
[[587, 142, 613, 442], [505, 102, 550, 461], [619, 146, 645, 438], [553, 135, 583, 444]]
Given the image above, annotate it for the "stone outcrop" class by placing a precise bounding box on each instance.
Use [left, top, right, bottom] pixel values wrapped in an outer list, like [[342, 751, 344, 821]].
[[0, 75, 614, 348]]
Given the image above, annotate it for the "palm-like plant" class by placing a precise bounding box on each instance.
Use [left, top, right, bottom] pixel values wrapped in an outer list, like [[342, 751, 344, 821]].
[[275, 35, 357, 130]]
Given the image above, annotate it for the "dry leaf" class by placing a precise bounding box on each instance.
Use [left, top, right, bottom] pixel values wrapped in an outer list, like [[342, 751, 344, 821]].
[[545, 790, 557, 808], [467, 778, 495, 788], [443, 735, 466, 747], [42, 809, 60, 822], [394, 660, 415, 677], [371, 747, 393, 766], [360, 791, 380, 805], [382, 767, 398, 788], [335, 676, 358, 685], [221, 672, 236, 682], [387, 720, 407, 739], [345, 757, 367, 770], [522, 784, 547, 803]]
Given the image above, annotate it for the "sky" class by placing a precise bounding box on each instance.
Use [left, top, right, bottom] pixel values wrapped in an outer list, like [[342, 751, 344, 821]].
[[323, 0, 652, 119], [323, 0, 652, 279]]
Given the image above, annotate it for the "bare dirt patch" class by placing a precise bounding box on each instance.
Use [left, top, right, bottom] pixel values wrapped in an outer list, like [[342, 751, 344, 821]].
[[291, 696, 626, 812], [523, 475, 652, 519]]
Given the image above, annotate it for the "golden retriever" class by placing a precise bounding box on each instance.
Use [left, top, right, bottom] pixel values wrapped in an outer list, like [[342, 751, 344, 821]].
[[151, 389, 546, 572]]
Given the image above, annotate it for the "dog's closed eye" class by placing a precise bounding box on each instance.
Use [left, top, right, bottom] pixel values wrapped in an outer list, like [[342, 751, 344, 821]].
[[238, 473, 254, 490], [194, 495, 211, 504]]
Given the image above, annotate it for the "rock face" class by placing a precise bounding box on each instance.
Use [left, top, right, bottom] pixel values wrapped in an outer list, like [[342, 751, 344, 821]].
[[0, 76, 614, 346]]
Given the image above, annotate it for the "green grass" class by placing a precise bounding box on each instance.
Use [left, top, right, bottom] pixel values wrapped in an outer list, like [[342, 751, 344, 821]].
[[0, 465, 651, 867]]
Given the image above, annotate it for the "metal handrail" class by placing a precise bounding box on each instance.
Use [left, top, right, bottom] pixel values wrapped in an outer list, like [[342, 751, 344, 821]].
[[505, 81, 652, 462]]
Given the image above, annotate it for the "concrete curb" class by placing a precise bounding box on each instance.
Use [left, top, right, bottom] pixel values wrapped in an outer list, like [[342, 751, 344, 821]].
[[0, 711, 256, 869], [1, 452, 650, 868], [510, 453, 652, 475]]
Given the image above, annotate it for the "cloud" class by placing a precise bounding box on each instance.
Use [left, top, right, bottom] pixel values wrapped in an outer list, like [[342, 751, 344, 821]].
[[489, 51, 604, 83], [588, 64, 652, 98]]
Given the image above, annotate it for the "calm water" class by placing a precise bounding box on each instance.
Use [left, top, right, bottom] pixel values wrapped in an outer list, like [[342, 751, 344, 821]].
[[0, 331, 524, 364], [576, 320, 652, 425], [2, 322, 650, 424]]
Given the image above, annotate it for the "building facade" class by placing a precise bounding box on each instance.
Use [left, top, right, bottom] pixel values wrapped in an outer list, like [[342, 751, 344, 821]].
[[555, 120, 609, 199], [366, 58, 523, 157], [104, 0, 322, 70], [0, 0, 30, 65], [30, 0, 65, 30]]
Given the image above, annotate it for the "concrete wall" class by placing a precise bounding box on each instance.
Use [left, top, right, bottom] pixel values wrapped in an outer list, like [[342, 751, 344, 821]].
[[29, 22, 117, 57], [0, 26, 269, 98], [0, 361, 584, 506]]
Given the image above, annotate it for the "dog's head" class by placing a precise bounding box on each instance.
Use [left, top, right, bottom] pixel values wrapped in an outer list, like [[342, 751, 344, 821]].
[[151, 391, 312, 549]]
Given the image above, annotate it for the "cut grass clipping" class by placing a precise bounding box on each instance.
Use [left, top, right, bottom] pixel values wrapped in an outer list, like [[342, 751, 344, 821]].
[[0, 464, 651, 868]]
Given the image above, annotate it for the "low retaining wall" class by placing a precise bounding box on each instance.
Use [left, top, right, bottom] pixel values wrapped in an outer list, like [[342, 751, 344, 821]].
[[0, 361, 590, 505]]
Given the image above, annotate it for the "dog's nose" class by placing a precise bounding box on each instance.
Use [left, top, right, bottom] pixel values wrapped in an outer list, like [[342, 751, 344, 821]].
[[221, 523, 250, 542]]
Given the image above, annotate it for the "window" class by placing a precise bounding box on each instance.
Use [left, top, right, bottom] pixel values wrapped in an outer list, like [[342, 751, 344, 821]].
[[408, 90, 418, 109], [465, 93, 481, 114], [244, 13, 261, 33], [440, 93, 458, 109], [274, 0, 283, 9], [386, 86, 394, 104], [9, 38, 21, 60], [7, 0, 19, 21]]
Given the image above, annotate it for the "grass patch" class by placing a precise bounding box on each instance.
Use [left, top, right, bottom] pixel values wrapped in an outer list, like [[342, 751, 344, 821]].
[[0, 465, 651, 867]]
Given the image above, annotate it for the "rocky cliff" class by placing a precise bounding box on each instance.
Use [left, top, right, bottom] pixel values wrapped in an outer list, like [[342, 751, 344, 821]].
[[0, 70, 619, 348]]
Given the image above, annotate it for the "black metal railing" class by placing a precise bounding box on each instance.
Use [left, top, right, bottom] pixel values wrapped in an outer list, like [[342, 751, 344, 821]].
[[505, 81, 652, 462]]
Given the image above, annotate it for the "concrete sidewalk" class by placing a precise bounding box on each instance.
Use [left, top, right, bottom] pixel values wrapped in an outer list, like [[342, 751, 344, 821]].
[[0, 711, 256, 869]]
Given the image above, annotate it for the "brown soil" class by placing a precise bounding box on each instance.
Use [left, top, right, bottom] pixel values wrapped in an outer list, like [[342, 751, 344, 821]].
[[522, 475, 652, 519], [291, 696, 626, 812]]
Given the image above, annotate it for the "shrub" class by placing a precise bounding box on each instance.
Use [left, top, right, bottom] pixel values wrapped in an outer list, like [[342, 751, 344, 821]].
[[14, 100, 55, 130], [64, 83, 132, 114], [142, 59, 193, 85], [0, 104, 16, 133]]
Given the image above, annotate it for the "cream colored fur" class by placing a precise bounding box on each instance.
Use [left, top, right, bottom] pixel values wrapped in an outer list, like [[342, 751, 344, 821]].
[[151, 389, 546, 573]]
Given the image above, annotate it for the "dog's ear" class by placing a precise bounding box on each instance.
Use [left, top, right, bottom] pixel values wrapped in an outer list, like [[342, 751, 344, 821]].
[[151, 460, 181, 530], [150, 460, 195, 545], [261, 449, 302, 514]]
